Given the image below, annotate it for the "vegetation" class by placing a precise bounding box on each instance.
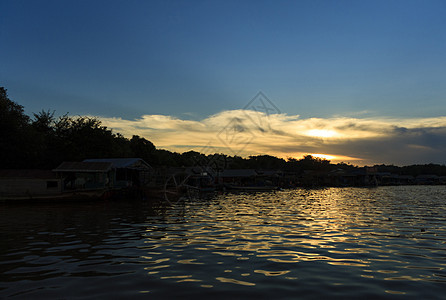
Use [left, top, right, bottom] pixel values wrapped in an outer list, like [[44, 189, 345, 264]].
[[1, 86, 446, 176]]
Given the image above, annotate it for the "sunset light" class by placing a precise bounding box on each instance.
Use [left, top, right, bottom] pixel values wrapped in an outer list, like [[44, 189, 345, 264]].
[[306, 129, 338, 138], [310, 153, 336, 160]]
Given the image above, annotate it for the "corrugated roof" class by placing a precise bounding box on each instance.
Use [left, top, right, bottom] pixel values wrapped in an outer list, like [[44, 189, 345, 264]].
[[83, 158, 152, 170], [53, 161, 112, 172]]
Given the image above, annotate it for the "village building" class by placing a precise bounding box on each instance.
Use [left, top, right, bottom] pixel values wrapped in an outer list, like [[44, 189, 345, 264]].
[[0, 169, 62, 198], [83, 158, 153, 188], [53, 161, 114, 191]]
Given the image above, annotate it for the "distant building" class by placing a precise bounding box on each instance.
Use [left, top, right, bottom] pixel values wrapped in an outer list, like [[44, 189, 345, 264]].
[[0, 169, 62, 197], [219, 169, 258, 185], [415, 174, 440, 185], [83, 158, 153, 188], [53, 161, 114, 191]]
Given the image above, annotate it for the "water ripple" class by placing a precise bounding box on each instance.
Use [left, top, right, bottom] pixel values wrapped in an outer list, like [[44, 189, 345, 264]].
[[1, 186, 446, 298]]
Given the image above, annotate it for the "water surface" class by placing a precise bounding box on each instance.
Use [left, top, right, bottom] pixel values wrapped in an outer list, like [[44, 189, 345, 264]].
[[1, 186, 446, 299]]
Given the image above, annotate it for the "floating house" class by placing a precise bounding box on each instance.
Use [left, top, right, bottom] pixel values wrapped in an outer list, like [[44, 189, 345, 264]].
[[302, 168, 379, 187], [0, 162, 113, 201], [218, 169, 280, 191], [83, 158, 153, 188], [415, 174, 441, 185], [219, 169, 258, 185], [53, 161, 114, 191], [0, 159, 153, 202], [0, 169, 62, 199]]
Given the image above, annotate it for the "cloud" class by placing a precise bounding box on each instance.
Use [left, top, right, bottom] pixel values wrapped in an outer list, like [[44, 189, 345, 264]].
[[98, 110, 446, 166]]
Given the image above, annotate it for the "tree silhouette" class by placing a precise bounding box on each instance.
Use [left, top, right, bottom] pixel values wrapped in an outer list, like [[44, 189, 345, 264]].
[[0, 87, 33, 168], [51, 115, 117, 162], [130, 135, 157, 165]]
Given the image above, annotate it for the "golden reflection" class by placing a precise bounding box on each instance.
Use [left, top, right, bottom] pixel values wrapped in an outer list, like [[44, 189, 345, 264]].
[[161, 275, 192, 280], [145, 265, 170, 271], [177, 259, 204, 265], [139, 187, 441, 290], [384, 275, 421, 281], [327, 261, 368, 267], [212, 251, 242, 257], [215, 277, 256, 286], [150, 258, 170, 264], [177, 279, 202, 282], [267, 258, 299, 263], [254, 270, 291, 276], [385, 290, 407, 295], [377, 270, 398, 274]]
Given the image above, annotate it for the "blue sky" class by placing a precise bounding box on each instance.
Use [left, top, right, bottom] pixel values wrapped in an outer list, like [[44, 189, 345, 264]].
[[1, 0, 446, 165]]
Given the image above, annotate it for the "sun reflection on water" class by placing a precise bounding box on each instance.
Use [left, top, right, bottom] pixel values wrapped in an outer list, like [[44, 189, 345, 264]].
[[0, 186, 445, 298], [138, 186, 446, 296]]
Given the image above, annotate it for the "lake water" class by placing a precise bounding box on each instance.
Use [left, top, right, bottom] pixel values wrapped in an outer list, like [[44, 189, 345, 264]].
[[1, 186, 446, 299]]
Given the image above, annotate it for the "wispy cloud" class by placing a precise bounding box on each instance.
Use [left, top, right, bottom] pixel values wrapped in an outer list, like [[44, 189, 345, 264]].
[[98, 110, 446, 166]]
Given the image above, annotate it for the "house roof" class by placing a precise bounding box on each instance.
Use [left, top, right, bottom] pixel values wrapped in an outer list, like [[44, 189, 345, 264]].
[[53, 162, 113, 173], [83, 158, 153, 170], [0, 169, 58, 179]]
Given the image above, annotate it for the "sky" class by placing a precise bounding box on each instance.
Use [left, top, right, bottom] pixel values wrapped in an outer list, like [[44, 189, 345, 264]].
[[1, 0, 446, 166]]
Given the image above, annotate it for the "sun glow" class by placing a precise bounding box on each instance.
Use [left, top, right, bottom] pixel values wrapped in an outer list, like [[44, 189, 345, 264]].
[[311, 153, 336, 160], [304, 153, 365, 164], [306, 129, 338, 138]]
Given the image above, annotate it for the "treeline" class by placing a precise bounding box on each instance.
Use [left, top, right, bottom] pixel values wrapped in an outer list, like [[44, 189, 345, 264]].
[[2, 86, 446, 176]]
